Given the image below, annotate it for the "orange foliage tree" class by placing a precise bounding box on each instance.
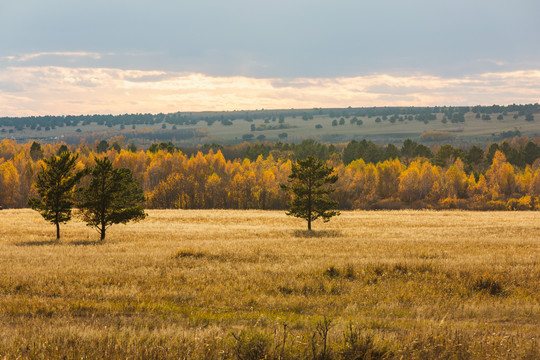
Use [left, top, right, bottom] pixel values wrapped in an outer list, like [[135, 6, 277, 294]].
[[1, 140, 539, 210]]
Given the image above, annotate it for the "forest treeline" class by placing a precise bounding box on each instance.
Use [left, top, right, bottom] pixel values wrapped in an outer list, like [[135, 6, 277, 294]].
[[1, 138, 539, 210], [1, 104, 538, 130]]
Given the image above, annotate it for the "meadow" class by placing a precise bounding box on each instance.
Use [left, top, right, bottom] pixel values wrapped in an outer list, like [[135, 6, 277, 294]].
[[3, 110, 538, 146], [0, 209, 538, 359]]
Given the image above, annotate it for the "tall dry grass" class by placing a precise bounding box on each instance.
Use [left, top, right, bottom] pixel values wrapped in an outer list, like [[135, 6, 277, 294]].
[[0, 209, 538, 359]]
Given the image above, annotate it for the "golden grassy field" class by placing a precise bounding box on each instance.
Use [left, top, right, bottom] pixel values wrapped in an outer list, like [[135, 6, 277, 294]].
[[0, 209, 538, 359]]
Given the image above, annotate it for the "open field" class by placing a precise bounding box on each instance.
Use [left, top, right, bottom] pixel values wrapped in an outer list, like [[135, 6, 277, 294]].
[[3, 111, 538, 146], [0, 209, 539, 359]]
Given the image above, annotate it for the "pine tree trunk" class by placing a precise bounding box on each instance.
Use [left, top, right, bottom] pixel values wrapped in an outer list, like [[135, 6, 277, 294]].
[[308, 182, 312, 231], [56, 222, 60, 240]]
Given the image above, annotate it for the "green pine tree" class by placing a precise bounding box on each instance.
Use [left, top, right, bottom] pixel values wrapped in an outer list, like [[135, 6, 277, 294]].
[[280, 156, 340, 231], [29, 141, 44, 161], [78, 157, 147, 241], [28, 152, 85, 240]]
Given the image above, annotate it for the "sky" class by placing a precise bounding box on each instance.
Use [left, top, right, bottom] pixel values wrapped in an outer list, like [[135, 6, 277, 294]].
[[1, 0, 540, 116]]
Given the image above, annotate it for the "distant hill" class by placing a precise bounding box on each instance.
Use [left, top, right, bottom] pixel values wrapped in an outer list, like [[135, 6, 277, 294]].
[[1, 104, 538, 146]]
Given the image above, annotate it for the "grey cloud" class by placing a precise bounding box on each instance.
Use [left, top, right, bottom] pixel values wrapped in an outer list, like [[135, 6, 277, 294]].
[[73, 80, 99, 88], [0, 81, 26, 93], [270, 79, 328, 89], [4, 52, 112, 70], [123, 74, 173, 83], [365, 84, 433, 95], [375, 94, 418, 103], [1, 1, 539, 78]]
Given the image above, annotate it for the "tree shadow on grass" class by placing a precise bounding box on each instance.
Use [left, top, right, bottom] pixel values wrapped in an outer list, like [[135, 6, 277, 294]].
[[14, 239, 104, 246], [14, 240, 59, 247], [293, 229, 343, 238], [69, 240, 104, 246]]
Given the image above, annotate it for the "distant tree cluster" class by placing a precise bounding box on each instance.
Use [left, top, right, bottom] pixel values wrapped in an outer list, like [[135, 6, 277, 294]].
[[27, 150, 146, 240], [234, 137, 540, 171], [2, 104, 538, 134]]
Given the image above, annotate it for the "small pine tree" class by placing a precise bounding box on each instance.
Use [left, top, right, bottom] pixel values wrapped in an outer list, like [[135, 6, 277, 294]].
[[29, 141, 44, 161], [57, 144, 69, 155], [28, 152, 85, 239], [78, 157, 146, 241], [96, 140, 109, 153], [280, 156, 340, 230]]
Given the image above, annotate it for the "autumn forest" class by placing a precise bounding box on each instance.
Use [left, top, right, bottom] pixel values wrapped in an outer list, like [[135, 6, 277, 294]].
[[1, 136, 539, 211]]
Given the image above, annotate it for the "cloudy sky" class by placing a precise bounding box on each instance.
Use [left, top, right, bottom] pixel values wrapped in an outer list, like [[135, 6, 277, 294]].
[[1, 0, 540, 116]]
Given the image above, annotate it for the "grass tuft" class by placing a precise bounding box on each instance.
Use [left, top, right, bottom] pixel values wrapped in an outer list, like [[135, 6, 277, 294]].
[[340, 323, 391, 360], [173, 248, 207, 259], [472, 273, 505, 296], [324, 265, 341, 278], [230, 330, 272, 360]]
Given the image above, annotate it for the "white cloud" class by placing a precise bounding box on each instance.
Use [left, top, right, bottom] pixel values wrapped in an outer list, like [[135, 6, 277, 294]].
[[6, 52, 107, 63], [0, 66, 539, 116]]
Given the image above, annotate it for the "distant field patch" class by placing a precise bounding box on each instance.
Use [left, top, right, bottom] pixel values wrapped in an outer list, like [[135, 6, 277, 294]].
[[419, 130, 456, 141]]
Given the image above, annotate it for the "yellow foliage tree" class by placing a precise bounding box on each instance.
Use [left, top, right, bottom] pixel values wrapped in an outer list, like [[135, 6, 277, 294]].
[[444, 158, 468, 198], [399, 162, 421, 203], [376, 159, 402, 199], [486, 151, 517, 198], [0, 160, 20, 208], [147, 172, 186, 208]]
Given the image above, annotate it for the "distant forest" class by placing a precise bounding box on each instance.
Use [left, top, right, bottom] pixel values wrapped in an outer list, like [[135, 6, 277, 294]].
[[1, 136, 539, 210], [1, 104, 538, 133]]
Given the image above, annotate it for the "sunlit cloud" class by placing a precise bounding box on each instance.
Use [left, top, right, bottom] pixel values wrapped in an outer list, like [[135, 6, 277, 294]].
[[6, 52, 106, 62], [0, 66, 539, 117]]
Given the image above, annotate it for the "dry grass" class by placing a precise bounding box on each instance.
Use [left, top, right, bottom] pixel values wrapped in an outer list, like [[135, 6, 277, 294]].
[[0, 209, 538, 359]]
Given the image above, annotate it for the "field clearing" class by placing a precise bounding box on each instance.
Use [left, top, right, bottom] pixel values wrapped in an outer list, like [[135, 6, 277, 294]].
[[4, 111, 538, 145], [0, 209, 539, 359]]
